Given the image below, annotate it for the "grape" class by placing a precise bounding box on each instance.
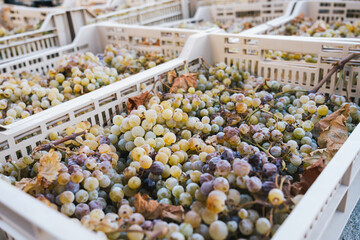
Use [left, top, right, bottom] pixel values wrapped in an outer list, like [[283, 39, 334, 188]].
[[75, 190, 89, 203], [75, 203, 90, 219], [128, 176, 141, 189], [233, 159, 251, 177], [246, 176, 262, 193], [239, 219, 254, 235], [268, 189, 285, 205], [127, 224, 144, 240], [256, 217, 271, 235], [60, 191, 75, 204], [213, 177, 229, 192], [209, 221, 228, 240], [206, 190, 226, 213], [185, 210, 201, 228]]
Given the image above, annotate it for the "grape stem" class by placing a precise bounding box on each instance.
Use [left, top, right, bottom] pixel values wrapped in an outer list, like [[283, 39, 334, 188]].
[[33, 131, 86, 153], [244, 107, 260, 123], [200, 56, 211, 70], [236, 200, 274, 209], [9, 161, 21, 181], [310, 52, 360, 93], [274, 89, 308, 98], [240, 137, 275, 160]]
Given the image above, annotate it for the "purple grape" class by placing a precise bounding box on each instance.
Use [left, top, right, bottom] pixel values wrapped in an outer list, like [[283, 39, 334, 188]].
[[262, 181, 275, 193], [75, 203, 90, 219], [200, 181, 214, 196], [221, 148, 235, 161], [100, 153, 112, 162], [76, 153, 87, 165], [89, 200, 103, 210], [66, 181, 80, 193], [99, 136, 111, 145], [262, 163, 278, 177], [150, 161, 165, 175], [199, 173, 214, 184]]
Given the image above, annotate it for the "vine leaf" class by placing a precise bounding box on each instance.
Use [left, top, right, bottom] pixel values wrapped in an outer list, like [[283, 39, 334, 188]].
[[315, 104, 350, 158], [38, 149, 62, 183], [126, 91, 152, 113], [134, 194, 184, 222], [292, 158, 326, 194], [168, 71, 198, 93]]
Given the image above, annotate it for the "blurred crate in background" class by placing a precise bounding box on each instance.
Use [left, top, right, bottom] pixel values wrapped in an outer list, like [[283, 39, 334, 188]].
[[245, 0, 360, 42], [161, 1, 295, 33], [0, 22, 198, 130], [0, 6, 94, 63]]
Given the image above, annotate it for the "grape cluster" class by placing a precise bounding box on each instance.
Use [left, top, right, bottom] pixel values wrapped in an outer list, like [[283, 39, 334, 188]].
[[0, 45, 167, 125], [0, 20, 42, 37], [176, 18, 260, 33], [1, 61, 359, 240], [264, 50, 317, 63], [280, 15, 360, 38]]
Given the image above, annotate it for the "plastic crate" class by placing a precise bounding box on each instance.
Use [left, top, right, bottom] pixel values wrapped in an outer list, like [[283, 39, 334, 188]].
[[0, 22, 198, 130], [0, 7, 94, 63], [1, 31, 360, 240], [188, 0, 293, 17], [245, 0, 360, 41], [89, 0, 190, 25], [162, 1, 295, 33]]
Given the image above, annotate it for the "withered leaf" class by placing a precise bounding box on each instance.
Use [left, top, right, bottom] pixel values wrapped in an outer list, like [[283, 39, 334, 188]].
[[318, 116, 349, 159], [310, 20, 327, 32], [134, 194, 184, 222], [314, 104, 350, 137], [126, 91, 152, 113], [167, 70, 178, 85], [205, 135, 217, 147], [169, 73, 198, 93], [303, 149, 330, 166], [293, 158, 326, 194], [315, 104, 350, 159], [15, 178, 41, 193], [38, 149, 61, 183]]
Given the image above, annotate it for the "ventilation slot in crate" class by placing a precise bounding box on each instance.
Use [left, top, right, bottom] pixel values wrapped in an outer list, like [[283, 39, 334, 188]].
[[74, 104, 95, 118], [14, 126, 42, 145], [99, 94, 118, 107], [46, 114, 71, 130]]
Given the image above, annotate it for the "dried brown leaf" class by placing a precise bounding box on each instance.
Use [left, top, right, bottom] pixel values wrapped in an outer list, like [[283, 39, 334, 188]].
[[205, 135, 217, 147], [38, 149, 61, 183], [167, 70, 177, 85], [303, 149, 330, 166], [15, 178, 40, 193], [126, 91, 152, 113], [169, 73, 198, 93], [292, 158, 326, 194], [314, 104, 350, 136], [134, 194, 184, 222]]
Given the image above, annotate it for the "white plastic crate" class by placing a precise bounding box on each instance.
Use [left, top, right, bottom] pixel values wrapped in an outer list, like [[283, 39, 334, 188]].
[[162, 1, 295, 33], [1, 31, 360, 240], [245, 0, 360, 41], [89, 0, 190, 25], [0, 22, 198, 130], [188, 0, 293, 17], [0, 7, 94, 63]]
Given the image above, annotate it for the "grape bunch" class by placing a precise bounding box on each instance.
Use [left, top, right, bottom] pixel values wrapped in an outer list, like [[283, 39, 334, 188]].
[[279, 15, 360, 38], [0, 44, 168, 125], [175, 18, 261, 33], [1, 60, 359, 240], [264, 50, 317, 63], [0, 21, 43, 37]]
